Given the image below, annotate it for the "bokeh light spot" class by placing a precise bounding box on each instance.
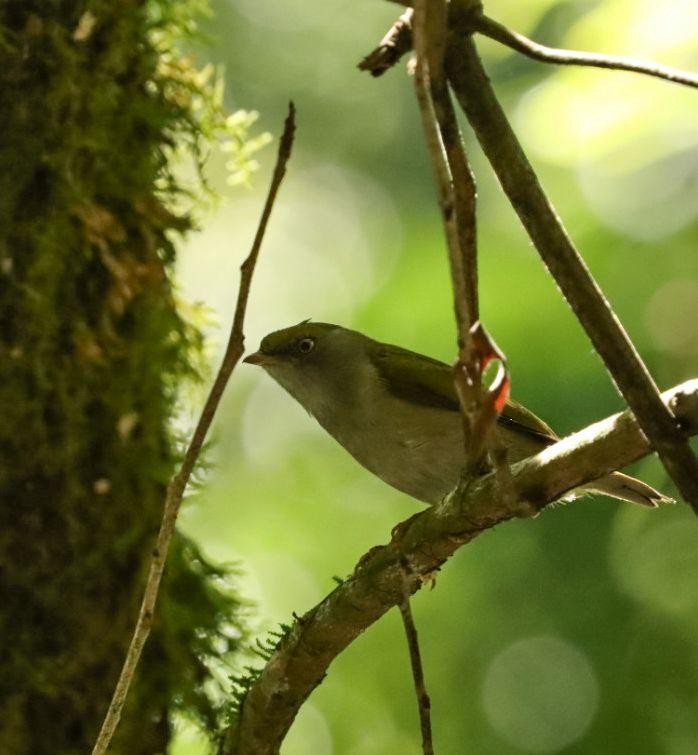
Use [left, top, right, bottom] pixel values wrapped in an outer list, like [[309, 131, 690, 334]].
[[242, 378, 316, 465], [610, 507, 698, 615], [178, 162, 401, 351], [482, 635, 599, 753], [644, 278, 698, 357], [578, 149, 698, 240], [231, 0, 331, 32], [283, 703, 333, 755]]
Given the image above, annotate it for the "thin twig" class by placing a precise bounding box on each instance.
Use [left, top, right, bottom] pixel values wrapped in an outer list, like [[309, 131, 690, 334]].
[[445, 37, 698, 514], [413, 0, 497, 471], [223, 379, 698, 754], [91, 102, 297, 755], [439, 92, 477, 331], [411, 0, 458, 321], [413, 0, 476, 342], [399, 591, 434, 755], [474, 14, 698, 90]]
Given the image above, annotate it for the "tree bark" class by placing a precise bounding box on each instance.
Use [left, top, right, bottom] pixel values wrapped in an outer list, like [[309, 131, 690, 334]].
[[0, 3, 240, 752]]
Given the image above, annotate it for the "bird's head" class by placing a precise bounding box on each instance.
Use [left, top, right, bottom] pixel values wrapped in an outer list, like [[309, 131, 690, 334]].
[[244, 322, 365, 414]]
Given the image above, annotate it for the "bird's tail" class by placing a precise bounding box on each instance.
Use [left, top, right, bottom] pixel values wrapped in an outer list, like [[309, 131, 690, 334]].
[[586, 471, 674, 507]]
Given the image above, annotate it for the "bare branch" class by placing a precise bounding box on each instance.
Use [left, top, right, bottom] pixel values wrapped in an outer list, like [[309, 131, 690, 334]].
[[412, 0, 477, 345], [399, 593, 434, 755], [445, 37, 698, 513], [359, 7, 698, 89], [223, 379, 698, 755], [474, 14, 698, 90], [412, 3, 512, 483], [358, 8, 413, 77], [91, 103, 297, 755]]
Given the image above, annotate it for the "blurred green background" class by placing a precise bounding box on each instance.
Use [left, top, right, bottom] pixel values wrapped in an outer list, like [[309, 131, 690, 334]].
[[172, 1, 698, 753]]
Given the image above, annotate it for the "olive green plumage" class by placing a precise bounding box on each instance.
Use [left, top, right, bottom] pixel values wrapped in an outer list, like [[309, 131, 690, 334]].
[[247, 323, 670, 507]]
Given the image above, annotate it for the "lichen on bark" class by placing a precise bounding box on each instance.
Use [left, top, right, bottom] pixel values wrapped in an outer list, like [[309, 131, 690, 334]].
[[0, 2, 250, 752]]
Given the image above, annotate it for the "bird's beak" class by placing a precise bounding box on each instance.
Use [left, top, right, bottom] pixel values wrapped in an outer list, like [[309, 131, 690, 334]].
[[243, 351, 272, 366]]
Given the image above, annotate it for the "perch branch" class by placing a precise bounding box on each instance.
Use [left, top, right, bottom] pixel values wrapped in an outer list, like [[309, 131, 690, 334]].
[[91, 103, 297, 755], [399, 593, 434, 755], [474, 14, 698, 90], [444, 37, 698, 513], [223, 379, 698, 755]]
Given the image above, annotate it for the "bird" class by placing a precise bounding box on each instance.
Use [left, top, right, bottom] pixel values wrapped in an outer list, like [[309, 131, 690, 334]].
[[243, 322, 670, 507]]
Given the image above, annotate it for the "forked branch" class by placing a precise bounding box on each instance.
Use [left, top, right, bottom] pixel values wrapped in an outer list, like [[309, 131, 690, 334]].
[[360, 7, 698, 92], [445, 37, 698, 512]]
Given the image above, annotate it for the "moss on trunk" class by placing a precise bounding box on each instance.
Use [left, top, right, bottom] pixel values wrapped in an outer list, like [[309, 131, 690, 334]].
[[0, 2, 243, 752]]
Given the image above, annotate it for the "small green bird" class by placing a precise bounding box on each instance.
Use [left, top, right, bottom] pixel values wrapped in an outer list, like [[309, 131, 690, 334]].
[[244, 322, 669, 507]]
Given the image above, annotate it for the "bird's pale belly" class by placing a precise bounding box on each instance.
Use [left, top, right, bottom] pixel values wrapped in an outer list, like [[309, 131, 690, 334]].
[[323, 405, 467, 505], [314, 395, 552, 505]]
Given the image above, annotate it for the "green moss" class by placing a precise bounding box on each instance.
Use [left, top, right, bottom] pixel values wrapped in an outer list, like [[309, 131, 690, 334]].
[[0, 2, 254, 752]]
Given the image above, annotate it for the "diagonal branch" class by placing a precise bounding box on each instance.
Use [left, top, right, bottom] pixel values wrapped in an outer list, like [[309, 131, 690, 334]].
[[223, 379, 698, 755], [444, 37, 698, 514], [91, 103, 297, 755], [473, 14, 698, 90]]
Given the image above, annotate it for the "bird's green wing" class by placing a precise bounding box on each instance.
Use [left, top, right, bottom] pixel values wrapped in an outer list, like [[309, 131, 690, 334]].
[[369, 343, 461, 411], [369, 342, 557, 444]]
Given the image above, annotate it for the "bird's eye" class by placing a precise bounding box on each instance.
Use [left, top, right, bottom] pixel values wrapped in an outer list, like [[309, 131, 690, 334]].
[[298, 337, 315, 354]]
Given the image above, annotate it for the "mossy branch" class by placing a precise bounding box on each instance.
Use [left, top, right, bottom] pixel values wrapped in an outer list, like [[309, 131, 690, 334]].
[[222, 379, 698, 754]]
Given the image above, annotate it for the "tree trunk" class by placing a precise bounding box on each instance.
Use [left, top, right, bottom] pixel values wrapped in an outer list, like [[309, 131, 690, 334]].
[[0, 2, 238, 752]]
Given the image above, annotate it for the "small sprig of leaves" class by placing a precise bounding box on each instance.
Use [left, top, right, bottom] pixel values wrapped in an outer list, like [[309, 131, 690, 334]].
[[147, 0, 271, 212], [225, 622, 294, 722]]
